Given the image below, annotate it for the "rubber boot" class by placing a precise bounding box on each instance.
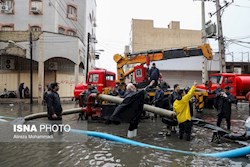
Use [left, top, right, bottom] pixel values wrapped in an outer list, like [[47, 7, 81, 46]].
[[133, 129, 137, 137], [127, 130, 134, 138], [179, 133, 183, 140], [186, 133, 191, 141]]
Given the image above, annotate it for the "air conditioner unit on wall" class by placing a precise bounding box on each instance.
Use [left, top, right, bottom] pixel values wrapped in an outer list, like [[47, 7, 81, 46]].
[[1, 4, 9, 11], [4, 8, 13, 14], [31, 6, 40, 14], [48, 62, 58, 70], [4, 59, 15, 70]]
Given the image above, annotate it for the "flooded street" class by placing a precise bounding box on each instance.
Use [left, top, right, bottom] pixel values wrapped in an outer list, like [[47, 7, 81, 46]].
[[0, 101, 250, 167]]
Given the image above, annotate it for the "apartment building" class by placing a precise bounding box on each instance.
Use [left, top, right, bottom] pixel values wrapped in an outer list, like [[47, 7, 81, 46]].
[[0, 0, 97, 102]]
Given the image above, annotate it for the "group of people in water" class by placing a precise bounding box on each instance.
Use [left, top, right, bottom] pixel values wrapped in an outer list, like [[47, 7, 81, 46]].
[[40, 63, 248, 142], [104, 63, 238, 141], [108, 79, 239, 141]]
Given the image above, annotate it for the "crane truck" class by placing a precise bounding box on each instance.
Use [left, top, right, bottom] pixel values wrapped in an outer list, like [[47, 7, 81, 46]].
[[113, 43, 213, 100], [73, 43, 214, 119], [74, 43, 213, 100]]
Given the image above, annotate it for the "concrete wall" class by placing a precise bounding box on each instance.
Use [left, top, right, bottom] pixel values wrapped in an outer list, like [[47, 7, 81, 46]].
[[0, 31, 86, 98], [131, 19, 202, 52], [162, 71, 201, 88], [0, 72, 38, 97], [130, 19, 220, 86]]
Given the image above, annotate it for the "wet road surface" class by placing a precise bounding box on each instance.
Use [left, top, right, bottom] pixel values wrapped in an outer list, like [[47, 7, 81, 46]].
[[0, 101, 249, 167]]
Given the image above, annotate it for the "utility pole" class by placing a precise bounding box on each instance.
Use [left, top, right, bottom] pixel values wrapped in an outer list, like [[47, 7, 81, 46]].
[[30, 31, 33, 104], [86, 33, 90, 82], [215, 0, 226, 73], [201, 0, 208, 84]]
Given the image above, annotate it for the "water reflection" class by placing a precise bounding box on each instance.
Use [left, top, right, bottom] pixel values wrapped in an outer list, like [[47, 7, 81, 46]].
[[0, 102, 249, 166]]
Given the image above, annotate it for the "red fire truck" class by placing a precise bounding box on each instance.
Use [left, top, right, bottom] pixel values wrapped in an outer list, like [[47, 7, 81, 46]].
[[74, 68, 116, 100], [195, 73, 250, 111]]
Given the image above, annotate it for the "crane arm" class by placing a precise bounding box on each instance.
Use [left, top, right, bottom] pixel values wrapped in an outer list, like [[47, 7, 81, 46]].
[[114, 43, 213, 83]]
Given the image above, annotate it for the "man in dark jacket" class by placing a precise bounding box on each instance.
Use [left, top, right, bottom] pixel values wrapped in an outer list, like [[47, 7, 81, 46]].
[[213, 85, 223, 111], [149, 63, 160, 87], [18, 83, 24, 99], [216, 86, 236, 130], [165, 84, 181, 136], [46, 82, 62, 120], [168, 84, 181, 110], [154, 85, 164, 109], [109, 81, 154, 138]]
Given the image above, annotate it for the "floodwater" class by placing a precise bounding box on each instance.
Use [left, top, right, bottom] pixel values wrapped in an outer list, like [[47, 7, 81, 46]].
[[0, 101, 250, 167]]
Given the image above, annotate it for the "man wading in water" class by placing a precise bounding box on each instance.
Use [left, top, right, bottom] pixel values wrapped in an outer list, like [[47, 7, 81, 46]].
[[108, 80, 154, 138]]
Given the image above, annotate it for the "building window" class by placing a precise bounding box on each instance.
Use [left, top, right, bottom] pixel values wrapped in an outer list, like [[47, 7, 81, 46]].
[[30, 26, 41, 31], [1, 25, 14, 31], [67, 30, 76, 36], [1, 0, 14, 14], [30, 0, 42, 14], [67, 5, 77, 20], [58, 27, 65, 34], [89, 74, 99, 83]]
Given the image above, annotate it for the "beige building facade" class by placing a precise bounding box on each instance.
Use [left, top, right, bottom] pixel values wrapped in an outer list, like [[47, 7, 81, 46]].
[[130, 19, 220, 87], [0, 0, 97, 102]]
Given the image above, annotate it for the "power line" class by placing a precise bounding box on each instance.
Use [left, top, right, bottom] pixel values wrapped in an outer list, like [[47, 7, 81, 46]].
[[47, 0, 85, 42], [226, 35, 250, 40], [56, 0, 87, 42], [61, 0, 87, 32], [232, 4, 250, 8], [229, 40, 250, 49]]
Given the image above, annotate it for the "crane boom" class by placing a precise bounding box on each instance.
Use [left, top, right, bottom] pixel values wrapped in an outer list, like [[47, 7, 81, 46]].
[[114, 43, 213, 83]]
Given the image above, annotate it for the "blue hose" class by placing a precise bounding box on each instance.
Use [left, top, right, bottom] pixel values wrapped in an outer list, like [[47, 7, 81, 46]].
[[0, 116, 16, 119], [1, 115, 249, 158], [70, 129, 250, 158]]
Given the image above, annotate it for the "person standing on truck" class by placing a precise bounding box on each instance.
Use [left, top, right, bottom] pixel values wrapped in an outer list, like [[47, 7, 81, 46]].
[[173, 81, 197, 141], [149, 63, 160, 87], [216, 86, 236, 130]]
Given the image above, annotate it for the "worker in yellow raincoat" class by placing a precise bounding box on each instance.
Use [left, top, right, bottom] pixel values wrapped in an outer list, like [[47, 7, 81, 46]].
[[173, 81, 197, 141]]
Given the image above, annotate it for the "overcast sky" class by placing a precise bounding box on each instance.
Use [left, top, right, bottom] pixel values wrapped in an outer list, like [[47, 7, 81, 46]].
[[95, 0, 250, 73]]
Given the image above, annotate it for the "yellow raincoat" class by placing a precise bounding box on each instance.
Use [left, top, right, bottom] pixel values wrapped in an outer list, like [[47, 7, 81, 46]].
[[173, 86, 196, 124]]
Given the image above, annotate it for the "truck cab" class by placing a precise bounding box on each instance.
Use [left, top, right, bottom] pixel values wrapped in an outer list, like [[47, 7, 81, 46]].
[[209, 73, 237, 97], [74, 68, 116, 100]]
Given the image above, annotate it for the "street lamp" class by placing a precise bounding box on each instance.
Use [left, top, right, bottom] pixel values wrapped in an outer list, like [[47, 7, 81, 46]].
[[29, 31, 33, 104], [92, 49, 104, 60]]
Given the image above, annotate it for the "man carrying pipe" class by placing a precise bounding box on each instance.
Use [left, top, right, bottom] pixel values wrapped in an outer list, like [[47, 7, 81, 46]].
[[107, 80, 154, 138]]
